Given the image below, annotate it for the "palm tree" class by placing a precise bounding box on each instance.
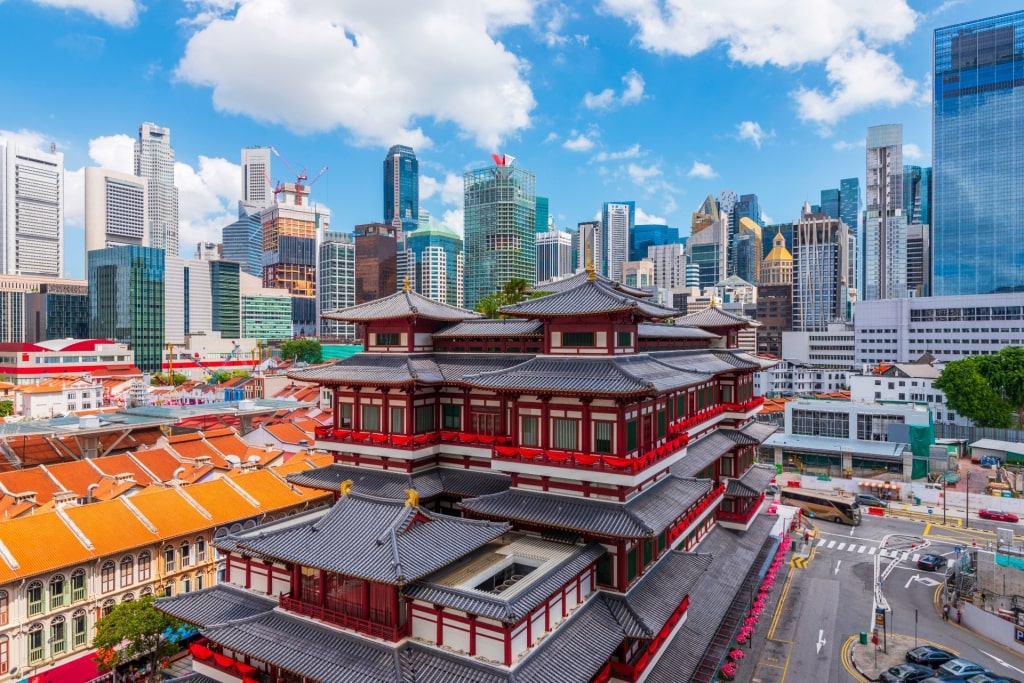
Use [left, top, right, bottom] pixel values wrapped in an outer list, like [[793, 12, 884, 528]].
[[502, 278, 530, 305]]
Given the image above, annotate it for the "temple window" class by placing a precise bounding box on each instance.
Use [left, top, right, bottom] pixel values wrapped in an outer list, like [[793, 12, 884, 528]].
[[657, 410, 667, 438], [616, 331, 632, 347], [596, 554, 614, 587], [626, 420, 637, 451], [414, 405, 434, 434], [551, 418, 578, 450], [593, 421, 614, 454], [562, 331, 595, 347], [471, 409, 500, 435], [442, 404, 461, 430], [339, 403, 352, 428], [390, 406, 405, 434], [521, 416, 539, 446], [375, 333, 399, 346], [362, 405, 381, 431]]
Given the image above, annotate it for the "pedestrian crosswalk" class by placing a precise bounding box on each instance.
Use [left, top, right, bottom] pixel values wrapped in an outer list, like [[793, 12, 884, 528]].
[[815, 538, 927, 561]]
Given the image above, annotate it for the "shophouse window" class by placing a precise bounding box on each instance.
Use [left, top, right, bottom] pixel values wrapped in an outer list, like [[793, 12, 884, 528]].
[[49, 574, 67, 610], [71, 570, 86, 602], [27, 581, 44, 616], [138, 552, 151, 581], [120, 556, 134, 587], [101, 561, 116, 592]]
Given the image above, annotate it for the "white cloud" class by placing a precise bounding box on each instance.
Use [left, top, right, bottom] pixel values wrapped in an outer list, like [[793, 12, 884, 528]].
[[903, 143, 924, 161], [420, 172, 464, 205], [736, 120, 773, 148], [31, 0, 139, 26], [792, 41, 917, 125], [592, 144, 641, 162], [687, 161, 717, 179], [0, 128, 52, 150], [176, 0, 536, 150], [543, 132, 559, 144], [627, 163, 661, 185], [761, 211, 774, 224], [583, 69, 645, 109], [635, 207, 665, 224], [441, 208, 464, 237], [175, 156, 243, 252], [563, 131, 596, 152], [88, 134, 134, 172], [832, 139, 864, 151], [541, 3, 575, 47], [601, 0, 918, 125]]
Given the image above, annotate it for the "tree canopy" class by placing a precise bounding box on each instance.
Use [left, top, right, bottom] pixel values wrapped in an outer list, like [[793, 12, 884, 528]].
[[933, 346, 1024, 428], [151, 372, 187, 386], [474, 279, 548, 318], [280, 338, 323, 364], [93, 595, 184, 683], [0, 400, 12, 417]]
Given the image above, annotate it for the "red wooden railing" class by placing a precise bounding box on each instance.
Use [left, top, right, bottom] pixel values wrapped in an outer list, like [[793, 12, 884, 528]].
[[279, 595, 406, 641], [666, 484, 726, 544], [608, 595, 691, 682], [313, 427, 512, 450], [490, 432, 690, 474], [717, 493, 766, 523]]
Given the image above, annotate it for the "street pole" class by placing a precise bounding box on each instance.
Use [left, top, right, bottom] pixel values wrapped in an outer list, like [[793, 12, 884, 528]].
[[914, 608, 918, 647], [965, 470, 971, 529], [943, 480, 947, 525]]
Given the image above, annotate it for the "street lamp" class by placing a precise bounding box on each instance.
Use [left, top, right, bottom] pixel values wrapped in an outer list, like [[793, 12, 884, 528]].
[[965, 470, 971, 529]]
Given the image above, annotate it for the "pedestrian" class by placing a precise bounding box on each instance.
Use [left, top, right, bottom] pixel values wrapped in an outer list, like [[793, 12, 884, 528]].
[[956, 608, 962, 624], [803, 530, 810, 544], [942, 604, 950, 621]]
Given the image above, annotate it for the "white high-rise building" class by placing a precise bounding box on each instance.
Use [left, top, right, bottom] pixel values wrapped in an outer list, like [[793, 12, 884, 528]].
[[535, 229, 573, 283], [603, 201, 634, 282], [135, 122, 180, 256], [242, 146, 273, 209], [862, 124, 907, 301], [0, 138, 64, 277], [646, 243, 686, 291], [84, 167, 148, 252], [318, 231, 356, 340]]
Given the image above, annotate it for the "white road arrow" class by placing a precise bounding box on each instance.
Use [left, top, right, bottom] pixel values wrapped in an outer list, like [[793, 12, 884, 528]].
[[816, 629, 826, 654], [835, 560, 841, 576], [905, 573, 919, 589], [980, 650, 1024, 675], [905, 574, 940, 588]]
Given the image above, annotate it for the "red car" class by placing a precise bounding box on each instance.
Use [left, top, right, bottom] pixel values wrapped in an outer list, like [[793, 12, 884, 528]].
[[977, 509, 1019, 523]]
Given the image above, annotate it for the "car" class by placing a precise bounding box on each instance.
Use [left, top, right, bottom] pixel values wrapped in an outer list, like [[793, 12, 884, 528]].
[[880, 663, 939, 683], [856, 493, 889, 508], [966, 675, 1020, 683], [938, 658, 990, 679], [906, 645, 956, 666], [977, 509, 1019, 523], [917, 553, 949, 572]]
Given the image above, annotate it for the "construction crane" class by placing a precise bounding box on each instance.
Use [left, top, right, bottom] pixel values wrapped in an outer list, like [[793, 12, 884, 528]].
[[193, 343, 243, 384], [268, 146, 328, 206]]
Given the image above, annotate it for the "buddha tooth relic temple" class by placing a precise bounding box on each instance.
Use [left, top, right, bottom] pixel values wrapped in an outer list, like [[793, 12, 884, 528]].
[[157, 270, 784, 683]]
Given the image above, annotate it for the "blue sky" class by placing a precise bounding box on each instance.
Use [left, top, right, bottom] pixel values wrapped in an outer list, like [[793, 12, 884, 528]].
[[2, 0, 1017, 280]]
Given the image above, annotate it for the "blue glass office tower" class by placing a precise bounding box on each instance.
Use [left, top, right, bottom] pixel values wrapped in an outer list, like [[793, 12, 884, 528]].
[[839, 178, 860, 235], [88, 246, 165, 373], [222, 201, 263, 277], [903, 166, 932, 226], [383, 145, 419, 233], [535, 196, 550, 233], [630, 224, 678, 261], [933, 11, 1024, 295]]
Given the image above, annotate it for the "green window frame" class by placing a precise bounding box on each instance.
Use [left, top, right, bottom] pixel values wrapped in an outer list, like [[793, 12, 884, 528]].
[[657, 411, 667, 438], [643, 539, 654, 567], [521, 416, 539, 447], [375, 332, 400, 346], [414, 405, 434, 434], [552, 418, 578, 450], [27, 582, 43, 616], [626, 419, 637, 451], [596, 554, 614, 587], [28, 625, 43, 663], [50, 618, 66, 655], [594, 421, 613, 454], [617, 331, 632, 347], [562, 331, 595, 347], [72, 611, 88, 648], [49, 575, 67, 610], [626, 547, 638, 583], [442, 404, 461, 430]]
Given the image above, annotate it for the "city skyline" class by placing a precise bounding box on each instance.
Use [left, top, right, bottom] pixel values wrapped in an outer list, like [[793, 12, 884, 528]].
[[3, 0, 1019, 280]]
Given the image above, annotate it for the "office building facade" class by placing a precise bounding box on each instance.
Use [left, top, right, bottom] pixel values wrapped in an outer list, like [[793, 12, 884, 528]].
[[222, 202, 264, 278], [686, 195, 728, 291], [135, 122, 179, 256], [463, 156, 535, 309], [0, 139, 64, 278], [535, 229, 573, 284], [87, 246, 165, 373], [535, 196, 550, 233], [242, 146, 273, 209], [630, 224, 678, 262], [84, 167, 147, 253], [318, 231, 356, 340], [933, 11, 1024, 295], [792, 207, 849, 332], [210, 260, 241, 340], [407, 222, 464, 307], [863, 124, 907, 301], [576, 220, 601, 274], [240, 272, 293, 342], [383, 145, 418, 234], [603, 200, 635, 282], [354, 224, 397, 304]]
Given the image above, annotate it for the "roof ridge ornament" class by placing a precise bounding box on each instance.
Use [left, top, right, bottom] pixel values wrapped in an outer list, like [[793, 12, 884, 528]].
[[339, 479, 353, 496], [404, 488, 420, 507], [403, 275, 412, 292], [586, 260, 597, 281]]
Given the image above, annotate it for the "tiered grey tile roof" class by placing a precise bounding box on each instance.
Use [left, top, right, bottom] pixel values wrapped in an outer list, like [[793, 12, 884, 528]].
[[644, 516, 777, 683], [649, 349, 760, 374], [235, 493, 510, 584], [323, 289, 481, 322], [637, 322, 719, 340], [603, 551, 713, 638], [165, 675, 222, 683], [725, 463, 778, 497], [433, 319, 544, 338], [288, 353, 533, 386], [531, 270, 652, 298], [400, 643, 510, 683], [674, 306, 753, 328], [736, 420, 779, 443], [155, 583, 276, 627], [460, 477, 713, 539], [500, 279, 676, 319], [403, 542, 605, 622], [286, 464, 511, 500], [671, 431, 738, 478]]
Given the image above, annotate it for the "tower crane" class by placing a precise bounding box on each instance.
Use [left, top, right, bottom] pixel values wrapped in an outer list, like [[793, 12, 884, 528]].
[[268, 146, 328, 206]]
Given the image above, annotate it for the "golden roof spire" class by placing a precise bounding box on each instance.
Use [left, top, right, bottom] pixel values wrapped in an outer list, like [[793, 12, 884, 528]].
[[402, 275, 412, 292], [339, 479, 354, 496], [404, 488, 420, 507], [586, 260, 597, 281]]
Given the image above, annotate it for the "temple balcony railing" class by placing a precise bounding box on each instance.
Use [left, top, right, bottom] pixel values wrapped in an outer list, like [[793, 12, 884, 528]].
[[666, 483, 726, 545], [279, 595, 406, 642], [606, 595, 691, 683], [491, 432, 690, 474], [312, 427, 512, 450], [717, 493, 766, 524]]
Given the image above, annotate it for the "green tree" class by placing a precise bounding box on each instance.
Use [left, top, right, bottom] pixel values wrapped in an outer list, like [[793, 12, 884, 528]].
[[151, 372, 187, 386], [280, 338, 323, 364], [934, 350, 1020, 428], [0, 400, 12, 417], [92, 595, 184, 683], [501, 277, 531, 305], [475, 293, 507, 319]]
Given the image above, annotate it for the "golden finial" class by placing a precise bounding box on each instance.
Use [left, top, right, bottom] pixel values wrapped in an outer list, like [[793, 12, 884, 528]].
[[586, 259, 597, 281], [710, 296, 719, 308], [339, 479, 353, 496], [404, 488, 420, 507], [403, 275, 411, 292]]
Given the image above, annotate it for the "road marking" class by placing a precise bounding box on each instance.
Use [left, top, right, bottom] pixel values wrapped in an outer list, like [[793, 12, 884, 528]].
[[834, 560, 841, 575], [980, 650, 1024, 675], [827, 541, 836, 549], [791, 556, 808, 569], [816, 629, 827, 654], [905, 573, 919, 589], [837, 542, 846, 551], [857, 545, 866, 553], [849, 526, 856, 536], [868, 547, 877, 555], [905, 574, 940, 587], [847, 544, 858, 552]]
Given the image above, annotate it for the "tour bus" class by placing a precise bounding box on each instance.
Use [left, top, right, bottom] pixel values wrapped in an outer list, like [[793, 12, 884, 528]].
[[779, 487, 862, 525]]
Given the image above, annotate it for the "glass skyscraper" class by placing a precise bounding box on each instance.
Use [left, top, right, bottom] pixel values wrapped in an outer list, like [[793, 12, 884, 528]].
[[630, 224, 678, 262], [383, 145, 419, 234], [933, 11, 1024, 295], [88, 246, 165, 373], [463, 157, 535, 309], [407, 222, 464, 307]]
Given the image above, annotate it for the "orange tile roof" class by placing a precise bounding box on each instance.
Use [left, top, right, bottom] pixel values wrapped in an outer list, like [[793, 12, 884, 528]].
[[179, 479, 262, 520], [131, 448, 186, 481], [89, 454, 156, 486], [0, 511, 94, 578], [0, 467, 63, 503], [272, 452, 334, 476], [63, 498, 161, 556], [225, 469, 331, 508], [126, 487, 220, 538], [42, 460, 108, 497], [264, 422, 312, 446], [202, 430, 251, 458], [0, 495, 39, 520]]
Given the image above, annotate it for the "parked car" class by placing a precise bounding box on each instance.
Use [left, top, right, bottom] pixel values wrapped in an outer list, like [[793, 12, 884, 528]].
[[977, 509, 1019, 523], [966, 674, 1020, 683], [938, 658, 990, 679], [917, 553, 949, 572], [906, 645, 956, 667], [856, 493, 889, 508], [880, 663, 939, 683]]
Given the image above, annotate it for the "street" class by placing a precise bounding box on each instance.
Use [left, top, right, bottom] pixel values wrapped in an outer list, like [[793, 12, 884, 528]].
[[749, 511, 1024, 682]]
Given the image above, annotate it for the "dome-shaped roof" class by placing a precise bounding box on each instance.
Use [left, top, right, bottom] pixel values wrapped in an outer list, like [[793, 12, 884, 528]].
[[764, 231, 792, 262]]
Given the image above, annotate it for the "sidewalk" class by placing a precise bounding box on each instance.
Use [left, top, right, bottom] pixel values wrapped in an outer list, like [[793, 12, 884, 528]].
[[848, 631, 923, 681]]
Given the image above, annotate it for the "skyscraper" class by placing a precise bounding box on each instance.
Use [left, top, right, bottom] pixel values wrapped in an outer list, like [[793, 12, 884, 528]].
[[535, 229, 573, 283], [792, 205, 849, 332], [0, 138, 64, 277], [603, 200, 635, 282], [463, 154, 535, 309], [933, 11, 1024, 295], [318, 231, 356, 340], [903, 165, 932, 297], [383, 145, 418, 233], [354, 224, 397, 304], [535, 196, 550, 233], [685, 195, 728, 291], [222, 202, 264, 277], [863, 124, 907, 301], [576, 220, 601, 273], [839, 178, 860, 236], [84, 167, 147, 252], [135, 122, 180, 256], [407, 221, 464, 307], [242, 146, 273, 209], [630, 224, 678, 262]]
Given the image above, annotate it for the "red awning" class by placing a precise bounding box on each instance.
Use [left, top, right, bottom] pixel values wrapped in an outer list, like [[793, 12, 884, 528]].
[[34, 651, 109, 683]]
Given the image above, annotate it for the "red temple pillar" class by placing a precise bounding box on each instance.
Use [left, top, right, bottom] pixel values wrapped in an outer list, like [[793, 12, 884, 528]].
[[540, 397, 550, 450], [468, 616, 477, 656], [319, 569, 327, 608], [381, 390, 390, 435], [581, 399, 592, 454], [405, 390, 414, 436], [362, 580, 371, 620], [353, 388, 362, 430]]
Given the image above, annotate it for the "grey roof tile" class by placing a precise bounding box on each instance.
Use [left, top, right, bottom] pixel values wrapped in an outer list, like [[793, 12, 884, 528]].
[[464, 357, 653, 396], [236, 493, 510, 584], [674, 307, 751, 328], [324, 289, 481, 322], [400, 643, 510, 683], [461, 477, 711, 539], [670, 431, 736, 478], [165, 676, 222, 683], [637, 322, 719, 340], [648, 349, 758, 374], [500, 279, 675, 319], [432, 319, 544, 338], [286, 464, 510, 500], [155, 584, 276, 627], [604, 551, 713, 638], [725, 463, 777, 497], [531, 270, 651, 298], [288, 353, 535, 386]]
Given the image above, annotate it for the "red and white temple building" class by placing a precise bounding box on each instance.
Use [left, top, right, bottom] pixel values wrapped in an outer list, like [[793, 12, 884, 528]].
[[157, 270, 782, 683]]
